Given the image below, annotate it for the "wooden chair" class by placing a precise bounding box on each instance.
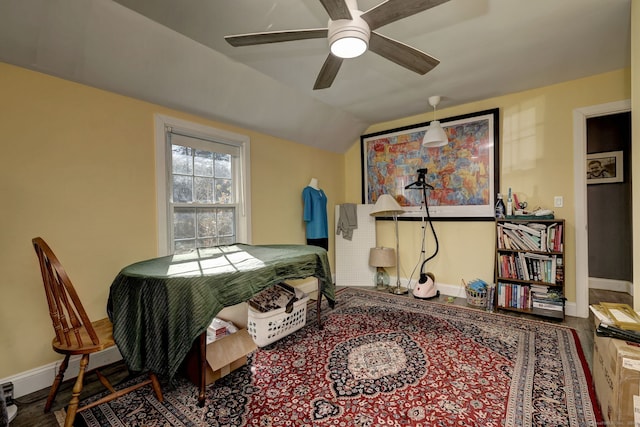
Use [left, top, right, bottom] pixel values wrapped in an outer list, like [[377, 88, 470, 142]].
[[32, 237, 164, 427]]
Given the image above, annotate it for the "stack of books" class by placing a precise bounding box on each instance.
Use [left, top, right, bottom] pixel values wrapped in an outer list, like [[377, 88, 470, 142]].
[[530, 285, 564, 312], [497, 221, 563, 253]]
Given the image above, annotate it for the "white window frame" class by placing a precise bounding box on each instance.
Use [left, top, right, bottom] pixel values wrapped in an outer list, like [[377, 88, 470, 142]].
[[154, 114, 251, 256]]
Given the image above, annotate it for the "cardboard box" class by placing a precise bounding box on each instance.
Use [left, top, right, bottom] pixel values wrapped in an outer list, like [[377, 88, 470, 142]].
[[183, 328, 257, 386], [285, 277, 318, 300], [593, 331, 640, 425]]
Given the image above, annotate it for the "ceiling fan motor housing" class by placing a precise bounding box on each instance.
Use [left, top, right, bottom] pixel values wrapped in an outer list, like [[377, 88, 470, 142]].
[[328, 11, 370, 58]]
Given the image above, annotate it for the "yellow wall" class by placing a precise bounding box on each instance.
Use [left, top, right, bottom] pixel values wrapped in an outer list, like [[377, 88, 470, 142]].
[[0, 62, 343, 378], [0, 59, 632, 380], [346, 69, 631, 303]]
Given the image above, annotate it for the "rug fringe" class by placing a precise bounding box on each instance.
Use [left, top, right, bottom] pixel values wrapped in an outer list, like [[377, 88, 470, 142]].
[[54, 408, 66, 427]]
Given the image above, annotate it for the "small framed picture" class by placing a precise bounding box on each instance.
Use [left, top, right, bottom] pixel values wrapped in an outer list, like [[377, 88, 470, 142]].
[[586, 150, 623, 184]]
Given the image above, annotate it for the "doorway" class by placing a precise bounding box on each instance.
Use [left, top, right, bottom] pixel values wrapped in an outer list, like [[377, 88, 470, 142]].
[[573, 100, 632, 318]]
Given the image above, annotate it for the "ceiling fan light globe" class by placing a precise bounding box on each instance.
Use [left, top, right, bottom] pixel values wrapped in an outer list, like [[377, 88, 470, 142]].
[[422, 121, 449, 147], [328, 13, 370, 59], [331, 36, 367, 58]]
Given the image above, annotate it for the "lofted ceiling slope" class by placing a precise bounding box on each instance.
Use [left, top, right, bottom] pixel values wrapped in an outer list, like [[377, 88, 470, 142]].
[[0, 0, 631, 153]]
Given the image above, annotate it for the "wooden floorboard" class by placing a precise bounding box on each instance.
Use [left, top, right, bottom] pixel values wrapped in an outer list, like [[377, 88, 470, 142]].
[[9, 288, 631, 426]]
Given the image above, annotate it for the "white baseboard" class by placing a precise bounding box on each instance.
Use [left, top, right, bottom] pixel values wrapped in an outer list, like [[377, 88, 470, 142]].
[[589, 277, 633, 295], [0, 347, 122, 399]]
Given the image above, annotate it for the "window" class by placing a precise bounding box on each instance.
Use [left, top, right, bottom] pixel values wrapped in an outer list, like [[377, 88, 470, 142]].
[[155, 115, 251, 255]]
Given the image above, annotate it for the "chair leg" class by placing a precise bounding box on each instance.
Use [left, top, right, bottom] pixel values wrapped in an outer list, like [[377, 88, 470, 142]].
[[64, 354, 89, 427], [95, 370, 116, 393], [44, 354, 70, 413], [149, 372, 164, 402]]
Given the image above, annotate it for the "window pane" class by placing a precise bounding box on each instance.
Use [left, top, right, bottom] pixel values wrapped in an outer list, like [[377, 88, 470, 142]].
[[167, 129, 242, 255], [173, 175, 193, 203], [197, 238, 217, 248], [194, 177, 214, 203], [218, 236, 235, 245], [215, 179, 233, 204], [217, 209, 234, 236], [172, 145, 193, 175], [214, 153, 231, 178], [175, 239, 196, 253], [174, 208, 196, 239], [197, 209, 217, 238], [194, 150, 214, 177]]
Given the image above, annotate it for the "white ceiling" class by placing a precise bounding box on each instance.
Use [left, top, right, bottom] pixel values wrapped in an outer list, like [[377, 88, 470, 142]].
[[0, 0, 631, 153]]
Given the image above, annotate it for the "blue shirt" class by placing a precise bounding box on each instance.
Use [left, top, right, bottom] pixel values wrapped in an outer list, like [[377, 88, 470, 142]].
[[303, 186, 328, 239]]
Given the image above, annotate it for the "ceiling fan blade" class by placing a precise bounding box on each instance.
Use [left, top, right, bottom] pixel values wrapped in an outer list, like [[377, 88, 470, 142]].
[[368, 32, 439, 75], [225, 29, 328, 47], [318, 0, 352, 21], [361, 0, 450, 30], [313, 54, 344, 90]]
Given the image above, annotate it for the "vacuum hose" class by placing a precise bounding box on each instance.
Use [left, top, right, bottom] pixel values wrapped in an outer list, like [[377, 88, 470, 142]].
[[418, 178, 439, 284]]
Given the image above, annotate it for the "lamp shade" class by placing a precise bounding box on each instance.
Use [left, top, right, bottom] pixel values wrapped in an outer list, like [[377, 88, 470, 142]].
[[370, 194, 404, 216], [369, 247, 396, 267], [422, 120, 449, 147]]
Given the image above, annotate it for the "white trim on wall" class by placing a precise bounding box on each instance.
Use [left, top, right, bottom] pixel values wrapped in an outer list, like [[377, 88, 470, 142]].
[[573, 100, 631, 318], [0, 348, 122, 399], [589, 277, 634, 295]]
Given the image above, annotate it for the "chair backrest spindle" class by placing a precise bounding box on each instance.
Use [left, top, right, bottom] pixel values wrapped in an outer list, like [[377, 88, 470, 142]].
[[32, 238, 100, 348]]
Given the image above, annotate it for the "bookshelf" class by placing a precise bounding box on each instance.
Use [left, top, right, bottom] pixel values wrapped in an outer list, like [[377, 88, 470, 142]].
[[495, 218, 565, 320]]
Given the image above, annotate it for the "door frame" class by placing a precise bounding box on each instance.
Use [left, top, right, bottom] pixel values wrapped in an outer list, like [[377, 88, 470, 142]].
[[573, 100, 631, 317]]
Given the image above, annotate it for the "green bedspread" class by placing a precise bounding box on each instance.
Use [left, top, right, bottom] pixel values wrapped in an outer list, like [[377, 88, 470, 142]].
[[107, 244, 334, 378]]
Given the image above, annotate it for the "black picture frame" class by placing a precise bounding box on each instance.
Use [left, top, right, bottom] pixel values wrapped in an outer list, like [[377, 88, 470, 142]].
[[361, 108, 500, 221]]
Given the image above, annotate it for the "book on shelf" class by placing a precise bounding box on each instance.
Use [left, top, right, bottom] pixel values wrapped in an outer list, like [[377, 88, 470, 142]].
[[555, 258, 564, 283], [498, 220, 564, 253], [498, 253, 559, 284], [517, 223, 542, 236], [486, 283, 496, 312], [532, 301, 564, 311], [497, 282, 532, 310]]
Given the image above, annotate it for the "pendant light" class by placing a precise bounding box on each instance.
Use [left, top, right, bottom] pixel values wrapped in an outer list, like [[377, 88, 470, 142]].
[[422, 95, 449, 148]]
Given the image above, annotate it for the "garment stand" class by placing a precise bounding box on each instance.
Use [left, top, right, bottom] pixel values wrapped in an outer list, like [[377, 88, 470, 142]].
[[404, 171, 440, 284]]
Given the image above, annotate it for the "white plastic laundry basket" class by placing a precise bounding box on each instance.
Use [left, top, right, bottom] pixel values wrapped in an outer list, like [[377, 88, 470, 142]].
[[247, 288, 309, 347]]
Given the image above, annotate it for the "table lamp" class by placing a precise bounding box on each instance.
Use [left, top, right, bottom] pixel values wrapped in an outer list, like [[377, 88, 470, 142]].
[[370, 194, 406, 294], [369, 247, 395, 291]]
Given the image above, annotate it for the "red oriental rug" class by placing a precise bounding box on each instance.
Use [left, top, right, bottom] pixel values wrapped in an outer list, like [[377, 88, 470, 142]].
[[76, 288, 602, 426]]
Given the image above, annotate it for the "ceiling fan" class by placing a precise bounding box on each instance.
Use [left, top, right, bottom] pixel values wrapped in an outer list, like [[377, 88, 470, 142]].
[[224, 0, 450, 90]]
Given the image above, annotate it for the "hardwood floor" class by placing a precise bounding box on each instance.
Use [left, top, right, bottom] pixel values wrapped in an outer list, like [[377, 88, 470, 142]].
[[8, 288, 631, 426]]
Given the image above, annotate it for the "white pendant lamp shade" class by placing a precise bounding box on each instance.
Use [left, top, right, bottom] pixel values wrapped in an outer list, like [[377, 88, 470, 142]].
[[422, 96, 449, 148], [423, 121, 448, 147]]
